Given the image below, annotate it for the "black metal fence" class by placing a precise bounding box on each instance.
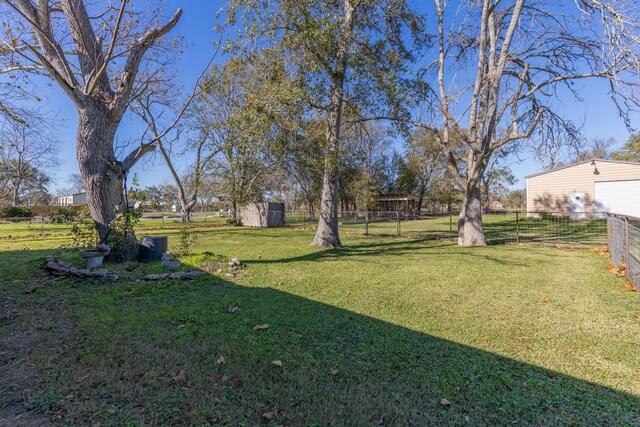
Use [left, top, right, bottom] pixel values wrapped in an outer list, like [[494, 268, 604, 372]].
[[285, 211, 608, 246], [1, 210, 610, 248], [607, 213, 640, 289]]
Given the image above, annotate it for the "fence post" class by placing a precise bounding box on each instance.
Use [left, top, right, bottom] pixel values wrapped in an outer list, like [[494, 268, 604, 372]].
[[396, 211, 401, 236], [516, 211, 520, 243], [365, 211, 369, 236], [41, 216, 44, 235], [625, 216, 630, 273]]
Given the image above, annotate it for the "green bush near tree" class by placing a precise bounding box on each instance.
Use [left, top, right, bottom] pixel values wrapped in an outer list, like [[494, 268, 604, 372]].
[[2, 206, 34, 218]]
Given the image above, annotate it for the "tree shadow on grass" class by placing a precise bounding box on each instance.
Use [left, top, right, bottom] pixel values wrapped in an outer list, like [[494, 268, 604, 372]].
[[0, 247, 638, 425], [241, 238, 558, 268]]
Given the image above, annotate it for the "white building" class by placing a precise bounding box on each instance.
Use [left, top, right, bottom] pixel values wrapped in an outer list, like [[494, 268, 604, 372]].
[[57, 192, 87, 207]]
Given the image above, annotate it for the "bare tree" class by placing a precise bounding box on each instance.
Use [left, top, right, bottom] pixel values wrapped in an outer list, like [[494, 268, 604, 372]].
[[0, 119, 57, 205], [134, 92, 216, 222], [405, 0, 640, 245], [1, 1, 182, 257]]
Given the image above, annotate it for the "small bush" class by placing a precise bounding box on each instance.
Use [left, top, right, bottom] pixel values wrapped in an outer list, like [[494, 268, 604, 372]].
[[175, 228, 198, 257], [66, 208, 98, 249], [2, 206, 34, 218], [50, 207, 77, 224]]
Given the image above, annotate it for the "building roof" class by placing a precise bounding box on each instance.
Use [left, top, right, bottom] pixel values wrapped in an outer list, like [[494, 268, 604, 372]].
[[376, 194, 420, 201], [525, 159, 640, 180], [57, 192, 86, 198]]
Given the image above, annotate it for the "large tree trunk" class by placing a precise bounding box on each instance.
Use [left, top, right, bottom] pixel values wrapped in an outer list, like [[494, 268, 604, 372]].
[[313, 169, 341, 248], [458, 182, 486, 246], [311, 71, 347, 248], [311, 90, 343, 248], [76, 108, 125, 250]]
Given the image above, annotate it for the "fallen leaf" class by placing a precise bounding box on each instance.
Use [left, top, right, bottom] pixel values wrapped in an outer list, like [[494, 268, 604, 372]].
[[636, 316, 640, 325], [262, 411, 276, 420], [329, 369, 339, 376], [253, 323, 270, 330], [173, 370, 186, 383], [176, 324, 185, 330], [271, 360, 283, 367], [440, 398, 452, 406], [213, 397, 222, 405], [216, 355, 226, 365], [23, 286, 37, 294], [227, 305, 240, 313]]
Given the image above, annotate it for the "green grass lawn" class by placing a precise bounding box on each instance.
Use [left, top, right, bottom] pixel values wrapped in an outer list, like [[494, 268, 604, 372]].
[[1, 227, 639, 425]]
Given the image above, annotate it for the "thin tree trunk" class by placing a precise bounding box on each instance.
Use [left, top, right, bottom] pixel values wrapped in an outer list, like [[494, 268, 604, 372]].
[[12, 180, 20, 206], [231, 199, 238, 223]]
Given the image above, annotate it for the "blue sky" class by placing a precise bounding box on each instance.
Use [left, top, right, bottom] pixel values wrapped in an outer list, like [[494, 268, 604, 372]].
[[30, 0, 639, 194]]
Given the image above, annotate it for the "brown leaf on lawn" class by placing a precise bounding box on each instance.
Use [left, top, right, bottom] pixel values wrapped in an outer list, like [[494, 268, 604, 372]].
[[541, 296, 551, 303], [216, 355, 226, 365], [253, 323, 270, 330], [173, 370, 186, 383], [176, 324, 185, 330], [262, 411, 276, 420], [621, 283, 637, 292], [271, 360, 283, 367], [23, 286, 37, 294], [636, 316, 640, 324], [330, 369, 339, 376], [440, 398, 452, 406], [212, 372, 229, 382]]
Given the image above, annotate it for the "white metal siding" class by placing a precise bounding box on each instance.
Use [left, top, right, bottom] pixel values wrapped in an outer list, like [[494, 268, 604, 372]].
[[594, 180, 640, 217]]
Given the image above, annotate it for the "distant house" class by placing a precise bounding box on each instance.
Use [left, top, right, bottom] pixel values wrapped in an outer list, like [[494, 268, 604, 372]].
[[525, 159, 640, 218], [57, 192, 87, 207]]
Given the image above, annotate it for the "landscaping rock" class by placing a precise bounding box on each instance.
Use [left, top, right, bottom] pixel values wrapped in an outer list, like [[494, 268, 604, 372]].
[[141, 271, 206, 281], [228, 258, 240, 271], [43, 257, 118, 282], [161, 253, 181, 270]]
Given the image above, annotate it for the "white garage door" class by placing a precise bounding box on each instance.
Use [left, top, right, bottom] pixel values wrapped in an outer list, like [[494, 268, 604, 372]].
[[594, 180, 640, 217]]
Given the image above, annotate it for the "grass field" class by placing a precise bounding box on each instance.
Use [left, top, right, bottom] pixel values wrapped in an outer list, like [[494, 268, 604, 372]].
[[1, 226, 639, 425]]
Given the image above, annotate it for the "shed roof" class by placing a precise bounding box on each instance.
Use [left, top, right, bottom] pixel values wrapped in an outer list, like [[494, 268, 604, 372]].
[[525, 159, 640, 180], [376, 194, 420, 201]]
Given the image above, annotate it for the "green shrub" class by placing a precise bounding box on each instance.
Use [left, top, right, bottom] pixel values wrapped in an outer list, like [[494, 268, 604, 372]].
[[50, 207, 77, 223], [2, 206, 34, 218], [176, 228, 198, 257]]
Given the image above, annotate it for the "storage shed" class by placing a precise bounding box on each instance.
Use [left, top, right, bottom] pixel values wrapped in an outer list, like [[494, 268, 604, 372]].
[[525, 159, 640, 218], [239, 202, 285, 227], [375, 194, 419, 213]]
